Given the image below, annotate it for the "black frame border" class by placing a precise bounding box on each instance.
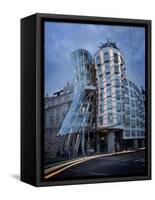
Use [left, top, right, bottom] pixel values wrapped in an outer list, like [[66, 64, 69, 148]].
[[35, 13, 151, 186]]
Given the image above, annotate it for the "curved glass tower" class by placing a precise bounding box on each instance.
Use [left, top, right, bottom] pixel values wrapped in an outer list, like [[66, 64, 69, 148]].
[[58, 49, 95, 154]]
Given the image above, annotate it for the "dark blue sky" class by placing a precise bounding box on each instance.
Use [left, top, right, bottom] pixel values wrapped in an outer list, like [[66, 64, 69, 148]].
[[44, 21, 145, 96]]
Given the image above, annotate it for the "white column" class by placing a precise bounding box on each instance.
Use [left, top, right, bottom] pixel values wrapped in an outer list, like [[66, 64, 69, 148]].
[[107, 131, 115, 153]]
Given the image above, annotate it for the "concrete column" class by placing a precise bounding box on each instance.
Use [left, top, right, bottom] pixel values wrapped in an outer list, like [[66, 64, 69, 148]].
[[133, 139, 138, 150], [96, 134, 100, 153], [107, 131, 115, 153]]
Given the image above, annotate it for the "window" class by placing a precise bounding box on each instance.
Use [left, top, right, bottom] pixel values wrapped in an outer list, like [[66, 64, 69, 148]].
[[98, 66, 102, 76], [125, 106, 130, 115], [108, 113, 113, 123], [136, 109, 139, 117], [104, 52, 109, 62], [99, 116, 103, 125], [114, 65, 119, 74], [96, 56, 101, 66], [131, 130, 136, 136], [125, 117, 130, 126], [100, 104, 104, 113], [131, 109, 135, 117], [126, 130, 130, 137], [125, 97, 130, 104], [107, 87, 111, 97], [122, 115, 125, 123], [107, 99, 112, 110], [137, 130, 141, 136], [100, 80, 104, 89], [117, 115, 121, 124], [100, 92, 104, 101], [131, 120, 135, 128], [114, 53, 118, 63], [131, 100, 135, 107], [117, 102, 121, 112], [125, 87, 129, 95], [120, 56, 124, 65], [129, 81, 132, 88], [116, 90, 120, 99], [106, 76, 111, 85], [124, 78, 128, 86], [105, 65, 110, 74], [130, 90, 134, 97], [115, 78, 120, 87]]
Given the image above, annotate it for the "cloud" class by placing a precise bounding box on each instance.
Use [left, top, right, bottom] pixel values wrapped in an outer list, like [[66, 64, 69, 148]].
[[45, 22, 145, 95]]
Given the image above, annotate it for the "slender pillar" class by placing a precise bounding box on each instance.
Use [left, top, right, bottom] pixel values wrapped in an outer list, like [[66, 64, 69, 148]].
[[96, 134, 100, 153], [133, 139, 138, 150], [107, 131, 115, 153]]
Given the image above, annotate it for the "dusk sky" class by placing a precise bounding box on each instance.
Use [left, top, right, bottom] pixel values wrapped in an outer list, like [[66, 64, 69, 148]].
[[44, 21, 145, 96]]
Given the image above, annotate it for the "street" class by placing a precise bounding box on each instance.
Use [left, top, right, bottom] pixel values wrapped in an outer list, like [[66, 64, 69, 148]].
[[44, 150, 146, 181]]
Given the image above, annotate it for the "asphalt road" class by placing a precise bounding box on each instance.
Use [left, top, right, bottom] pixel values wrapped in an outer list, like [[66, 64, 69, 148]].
[[45, 150, 146, 181]]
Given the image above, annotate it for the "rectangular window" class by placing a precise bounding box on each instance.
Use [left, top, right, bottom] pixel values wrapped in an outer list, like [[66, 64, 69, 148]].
[[100, 80, 104, 89], [131, 109, 135, 117], [131, 100, 135, 107], [98, 66, 102, 76], [125, 117, 130, 126], [114, 65, 119, 74], [105, 65, 110, 74], [100, 104, 104, 113], [125, 106, 130, 115], [99, 116, 103, 125], [129, 81, 132, 88], [108, 113, 113, 123], [107, 87, 111, 97], [125, 97, 130, 104], [107, 99, 112, 110], [120, 56, 124, 65], [124, 78, 128, 86], [125, 87, 129, 95], [106, 76, 111, 85], [130, 90, 134, 97], [117, 102, 121, 112], [114, 53, 118, 63], [122, 114, 125, 123], [100, 92, 104, 101], [96, 56, 101, 66], [117, 115, 121, 124], [115, 78, 120, 87], [132, 130, 136, 136], [104, 52, 109, 62], [116, 90, 120, 99], [126, 130, 130, 137]]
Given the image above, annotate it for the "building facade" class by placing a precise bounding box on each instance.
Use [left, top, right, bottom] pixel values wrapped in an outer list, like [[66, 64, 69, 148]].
[[44, 41, 145, 160], [44, 83, 73, 160], [94, 42, 145, 153]]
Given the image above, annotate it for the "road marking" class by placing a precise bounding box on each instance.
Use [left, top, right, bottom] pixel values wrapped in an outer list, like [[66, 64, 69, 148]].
[[44, 150, 144, 179]]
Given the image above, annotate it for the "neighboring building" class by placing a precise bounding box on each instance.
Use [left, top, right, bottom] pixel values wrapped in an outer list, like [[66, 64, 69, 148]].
[[44, 83, 73, 159], [44, 41, 145, 160]]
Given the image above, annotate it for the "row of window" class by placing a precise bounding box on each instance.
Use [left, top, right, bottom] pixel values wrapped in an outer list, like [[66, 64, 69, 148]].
[[98, 64, 120, 75], [125, 130, 145, 137], [100, 101, 121, 113], [125, 117, 145, 128], [96, 52, 123, 65]]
